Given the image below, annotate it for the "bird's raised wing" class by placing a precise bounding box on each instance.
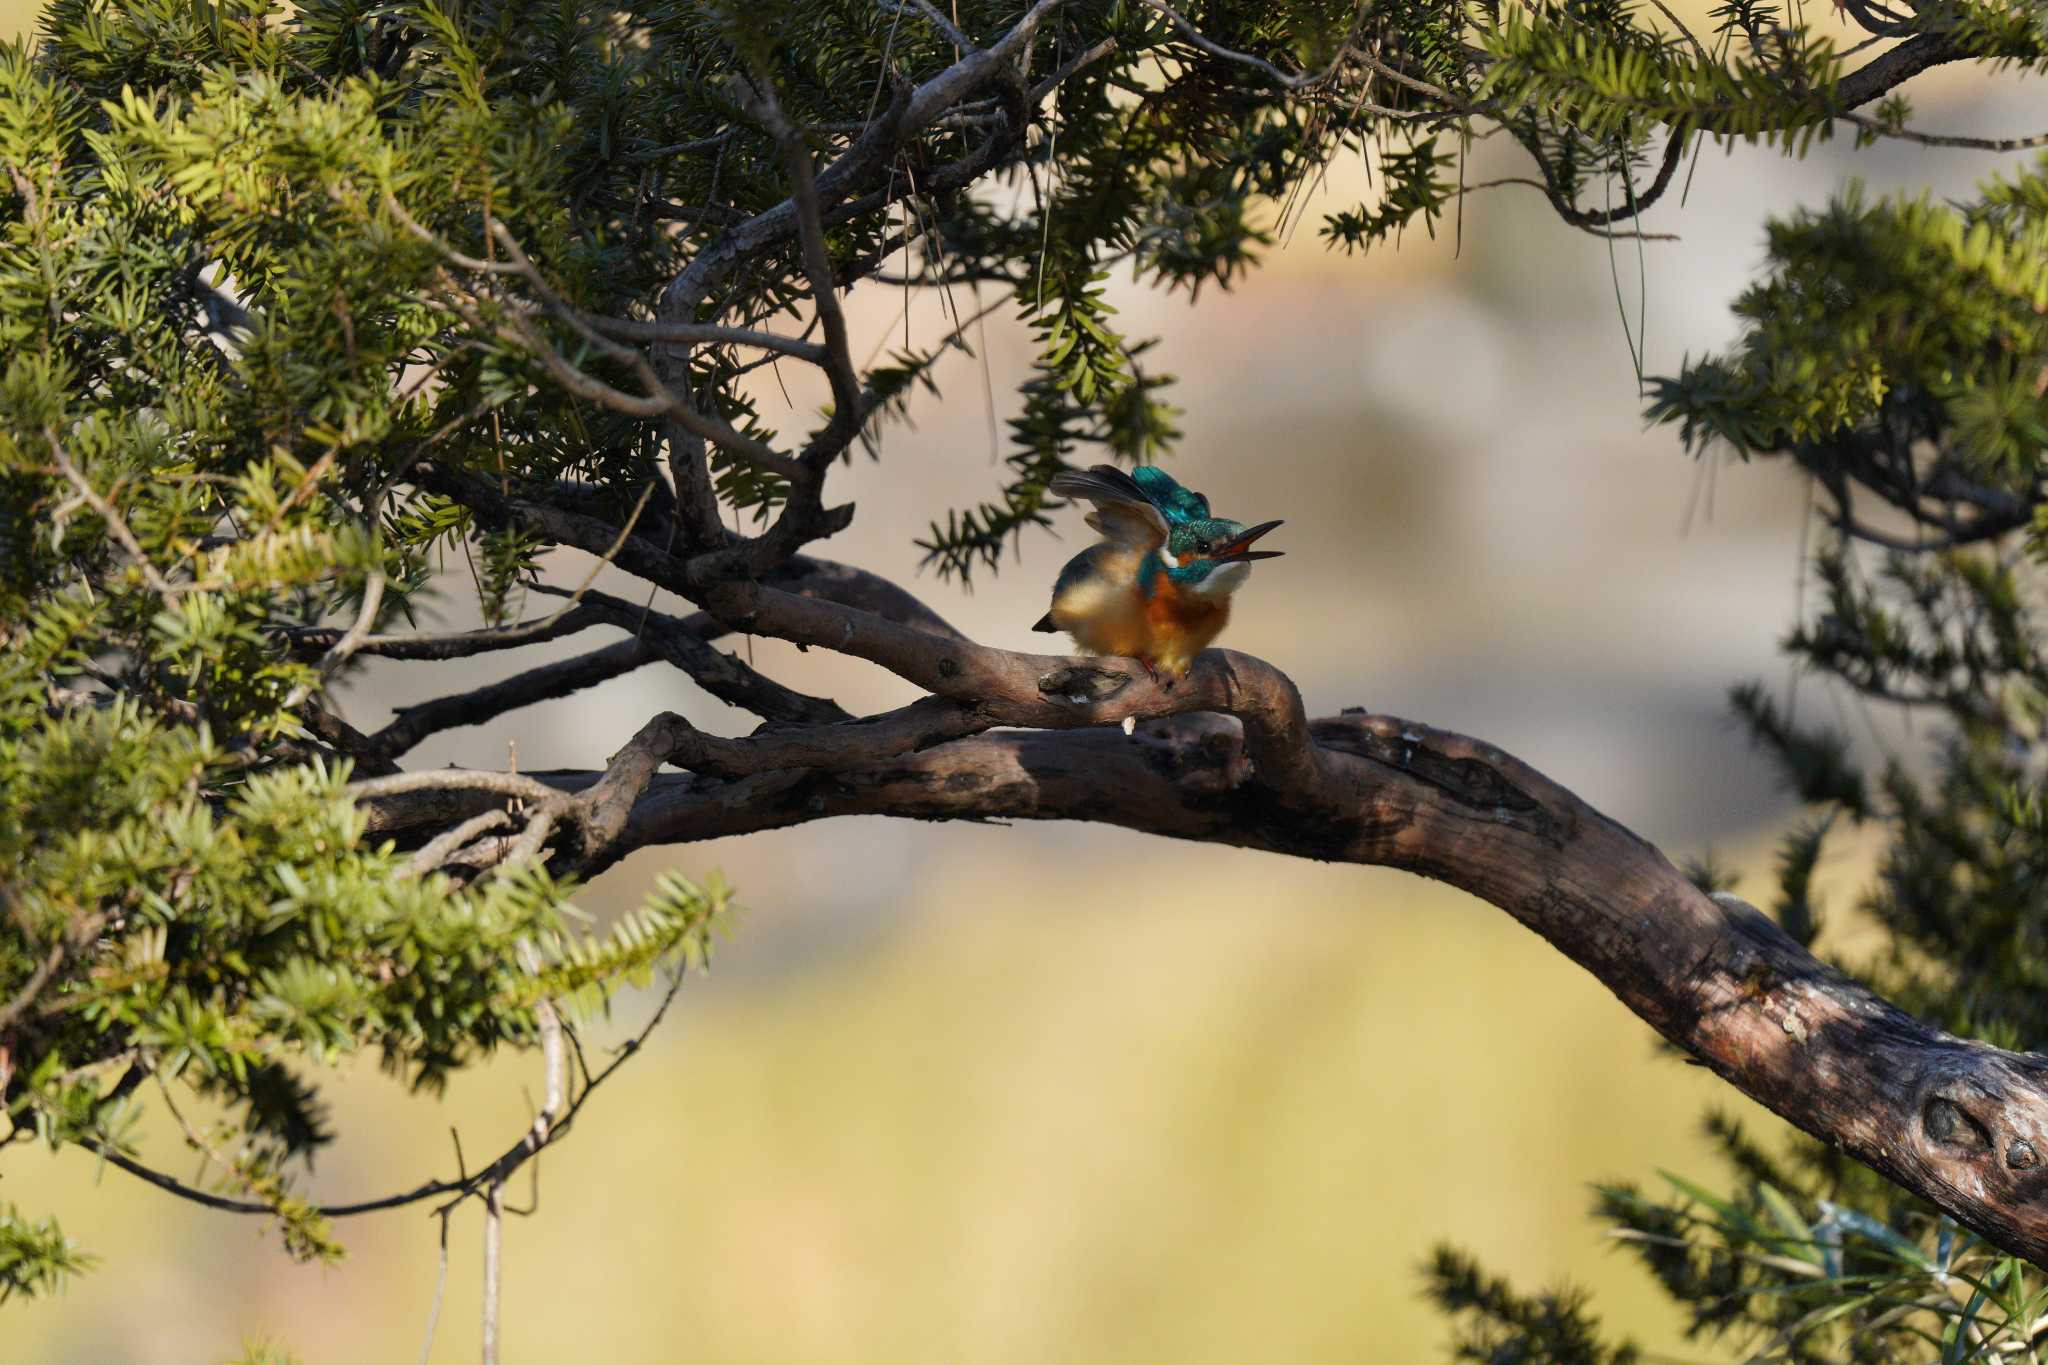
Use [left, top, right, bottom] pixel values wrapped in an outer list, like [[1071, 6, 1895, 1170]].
[[1129, 465, 1210, 523], [1049, 464, 1169, 549]]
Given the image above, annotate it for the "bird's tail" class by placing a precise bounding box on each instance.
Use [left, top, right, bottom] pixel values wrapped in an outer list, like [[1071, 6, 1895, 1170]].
[[1031, 612, 1058, 633]]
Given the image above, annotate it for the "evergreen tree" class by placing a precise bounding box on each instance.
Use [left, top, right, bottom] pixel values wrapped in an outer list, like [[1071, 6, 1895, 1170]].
[[0, 0, 2045, 1357]]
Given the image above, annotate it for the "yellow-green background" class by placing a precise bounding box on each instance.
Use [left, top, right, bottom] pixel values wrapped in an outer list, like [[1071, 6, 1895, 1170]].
[[5, 6, 2041, 1359]]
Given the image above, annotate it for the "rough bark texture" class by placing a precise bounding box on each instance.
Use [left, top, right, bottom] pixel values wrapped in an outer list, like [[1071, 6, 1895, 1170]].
[[719, 712, 2048, 1263], [365, 687, 2048, 1267]]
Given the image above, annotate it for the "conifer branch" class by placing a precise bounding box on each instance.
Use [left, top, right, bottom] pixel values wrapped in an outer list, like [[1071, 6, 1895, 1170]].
[[44, 429, 175, 598], [89, 960, 694, 1226], [1837, 111, 2048, 151]]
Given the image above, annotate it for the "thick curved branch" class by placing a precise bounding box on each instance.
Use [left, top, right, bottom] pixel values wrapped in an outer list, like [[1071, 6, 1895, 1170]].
[[345, 493, 2048, 1262], [1836, 30, 1964, 109], [696, 580, 1330, 791], [513, 705, 2048, 1268]]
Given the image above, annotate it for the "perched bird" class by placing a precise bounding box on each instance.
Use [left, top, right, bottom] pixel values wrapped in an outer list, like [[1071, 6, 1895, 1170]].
[[1033, 464, 1284, 682]]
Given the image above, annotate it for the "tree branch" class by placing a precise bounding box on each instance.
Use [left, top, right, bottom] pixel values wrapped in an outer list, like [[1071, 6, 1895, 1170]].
[[366, 637, 661, 760], [573, 697, 982, 858], [346, 494, 2048, 1265], [276, 604, 615, 661], [1836, 30, 1965, 110], [547, 586, 849, 725], [91, 952, 695, 1224], [467, 701, 2048, 1269], [314, 0, 2048, 1280], [656, 0, 1069, 325]]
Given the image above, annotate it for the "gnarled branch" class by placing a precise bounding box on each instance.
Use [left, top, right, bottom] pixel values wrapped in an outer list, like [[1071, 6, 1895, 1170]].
[[376, 690, 2048, 1268], [344, 518, 2048, 1266]]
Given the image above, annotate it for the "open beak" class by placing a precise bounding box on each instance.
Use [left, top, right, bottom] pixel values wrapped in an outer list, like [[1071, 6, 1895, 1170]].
[[1217, 519, 1285, 563]]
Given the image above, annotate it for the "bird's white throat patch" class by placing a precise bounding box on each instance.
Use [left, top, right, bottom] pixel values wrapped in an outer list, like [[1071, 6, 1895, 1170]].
[[1193, 560, 1252, 597]]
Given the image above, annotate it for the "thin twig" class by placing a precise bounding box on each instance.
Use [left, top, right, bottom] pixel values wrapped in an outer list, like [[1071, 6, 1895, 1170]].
[[92, 962, 690, 1222], [416, 1210, 452, 1365], [367, 639, 660, 761], [1136, 0, 1315, 88], [886, 0, 973, 51], [1027, 36, 1117, 103], [349, 769, 565, 805], [1836, 111, 2048, 151], [481, 1181, 504, 1365], [581, 313, 828, 361], [742, 69, 864, 466], [45, 428, 175, 596], [403, 809, 515, 878], [277, 604, 613, 661], [317, 572, 386, 687]]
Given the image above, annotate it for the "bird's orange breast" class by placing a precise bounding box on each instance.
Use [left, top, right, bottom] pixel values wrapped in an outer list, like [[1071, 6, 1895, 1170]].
[[1048, 557, 1232, 676], [1144, 574, 1228, 643], [1140, 575, 1230, 675]]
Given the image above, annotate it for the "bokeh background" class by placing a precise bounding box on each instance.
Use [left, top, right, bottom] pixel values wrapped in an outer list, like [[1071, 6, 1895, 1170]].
[[7, 6, 2045, 1360]]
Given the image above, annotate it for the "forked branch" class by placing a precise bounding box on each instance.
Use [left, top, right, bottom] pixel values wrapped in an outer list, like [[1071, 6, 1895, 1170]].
[[352, 567, 2048, 1269]]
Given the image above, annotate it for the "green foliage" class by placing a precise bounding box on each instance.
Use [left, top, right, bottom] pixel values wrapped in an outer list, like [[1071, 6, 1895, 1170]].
[[0, 1205, 93, 1303], [0, 0, 2042, 1344], [1729, 680, 1870, 818], [1580, 1165, 2048, 1361], [1650, 176, 2048, 473], [1426, 1246, 1639, 1363], [1480, 1, 1847, 150], [1322, 140, 1453, 254], [1769, 816, 1831, 949], [224, 1338, 302, 1365]]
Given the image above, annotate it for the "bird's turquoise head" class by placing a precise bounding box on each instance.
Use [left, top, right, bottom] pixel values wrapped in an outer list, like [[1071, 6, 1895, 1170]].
[[1126, 467, 1284, 598], [1156, 516, 1286, 596]]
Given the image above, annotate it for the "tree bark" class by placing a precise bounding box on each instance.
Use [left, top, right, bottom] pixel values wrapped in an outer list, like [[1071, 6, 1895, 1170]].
[[395, 701, 2048, 1266]]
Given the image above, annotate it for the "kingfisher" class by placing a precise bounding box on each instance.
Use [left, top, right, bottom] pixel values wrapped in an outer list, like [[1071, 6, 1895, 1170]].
[[1032, 464, 1284, 683]]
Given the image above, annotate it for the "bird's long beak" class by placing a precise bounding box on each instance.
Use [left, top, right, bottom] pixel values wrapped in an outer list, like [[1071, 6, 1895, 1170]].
[[1217, 519, 1285, 562]]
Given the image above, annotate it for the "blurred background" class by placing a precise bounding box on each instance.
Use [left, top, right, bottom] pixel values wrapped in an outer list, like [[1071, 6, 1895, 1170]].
[[7, 5, 2045, 1359]]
